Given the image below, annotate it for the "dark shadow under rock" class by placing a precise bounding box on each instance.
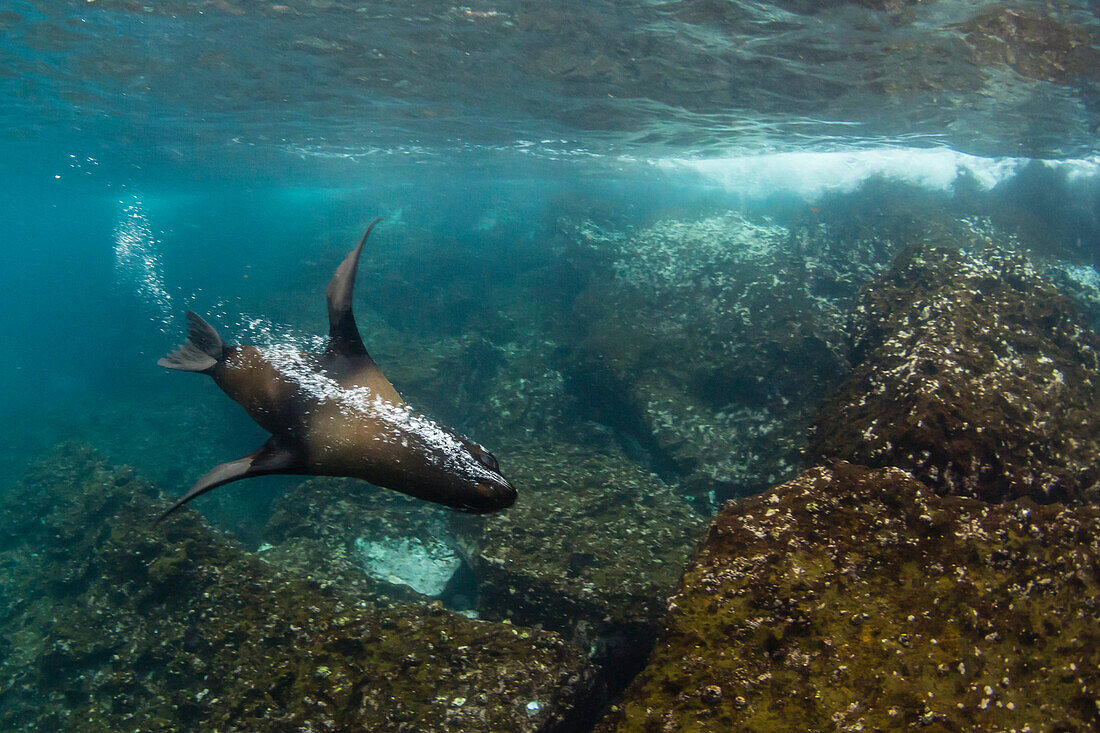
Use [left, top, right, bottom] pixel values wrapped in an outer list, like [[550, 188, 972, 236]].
[[452, 446, 706, 683], [0, 445, 598, 732], [813, 242, 1100, 504], [600, 462, 1100, 732]]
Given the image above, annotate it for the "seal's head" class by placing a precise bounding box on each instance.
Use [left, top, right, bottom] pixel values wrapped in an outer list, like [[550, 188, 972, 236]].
[[440, 440, 517, 513]]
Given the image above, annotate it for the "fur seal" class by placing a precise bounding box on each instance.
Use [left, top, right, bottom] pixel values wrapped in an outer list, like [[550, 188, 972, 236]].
[[156, 218, 516, 521]]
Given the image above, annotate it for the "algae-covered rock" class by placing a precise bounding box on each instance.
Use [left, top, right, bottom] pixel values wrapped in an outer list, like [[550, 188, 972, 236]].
[[0, 444, 597, 732], [455, 446, 706, 664], [813, 243, 1100, 504], [602, 463, 1100, 732]]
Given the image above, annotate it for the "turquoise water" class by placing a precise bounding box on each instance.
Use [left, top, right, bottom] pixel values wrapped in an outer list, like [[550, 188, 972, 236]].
[[0, 176, 702, 490], [2, 1, 1099, 730]]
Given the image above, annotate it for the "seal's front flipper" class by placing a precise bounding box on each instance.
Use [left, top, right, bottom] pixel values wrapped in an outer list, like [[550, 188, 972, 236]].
[[156, 438, 299, 522], [321, 218, 403, 404], [158, 311, 226, 373]]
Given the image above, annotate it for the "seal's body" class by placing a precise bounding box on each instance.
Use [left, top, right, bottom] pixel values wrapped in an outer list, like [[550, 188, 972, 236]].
[[157, 219, 516, 520]]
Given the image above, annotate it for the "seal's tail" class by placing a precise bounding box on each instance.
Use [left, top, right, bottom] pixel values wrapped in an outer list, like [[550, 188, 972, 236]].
[[158, 311, 226, 373]]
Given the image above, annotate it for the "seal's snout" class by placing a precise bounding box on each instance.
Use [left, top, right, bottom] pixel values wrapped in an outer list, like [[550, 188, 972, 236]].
[[497, 478, 517, 509], [476, 478, 516, 511]]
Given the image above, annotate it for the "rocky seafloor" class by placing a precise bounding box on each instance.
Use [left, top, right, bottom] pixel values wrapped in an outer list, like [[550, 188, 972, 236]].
[[0, 445, 602, 732], [3, 178, 1100, 730]]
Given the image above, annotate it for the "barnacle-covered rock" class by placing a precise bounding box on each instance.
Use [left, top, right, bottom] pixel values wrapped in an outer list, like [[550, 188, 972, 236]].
[[455, 446, 706, 673], [813, 243, 1100, 504], [601, 463, 1100, 732], [0, 445, 598, 732]]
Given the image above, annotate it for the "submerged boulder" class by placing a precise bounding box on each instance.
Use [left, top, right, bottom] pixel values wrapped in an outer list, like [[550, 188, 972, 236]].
[[262, 475, 469, 608], [813, 243, 1100, 504], [555, 186, 992, 505], [0, 445, 598, 732], [602, 463, 1100, 732]]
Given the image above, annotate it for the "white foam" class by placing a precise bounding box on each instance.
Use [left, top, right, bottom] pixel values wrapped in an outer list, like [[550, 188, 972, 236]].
[[659, 149, 1100, 200], [1059, 156, 1100, 184]]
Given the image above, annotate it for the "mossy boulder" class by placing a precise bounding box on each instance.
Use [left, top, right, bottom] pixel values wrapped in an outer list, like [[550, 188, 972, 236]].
[[813, 243, 1100, 504], [601, 462, 1100, 732], [0, 444, 598, 732]]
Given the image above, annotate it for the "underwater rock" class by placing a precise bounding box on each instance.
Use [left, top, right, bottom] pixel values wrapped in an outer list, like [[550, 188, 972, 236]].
[[384, 332, 580, 455], [813, 243, 1100, 504], [1049, 261, 1100, 332], [561, 210, 874, 503], [453, 446, 706, 685], [356, 533, 463, 597], [959, 7, 1099, 86], [601, 463, 1100, 732], [0, 445, 598, 732]]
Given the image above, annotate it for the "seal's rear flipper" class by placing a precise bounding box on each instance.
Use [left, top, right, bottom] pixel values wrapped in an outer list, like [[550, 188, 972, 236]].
[[158, 311, 226, 373], [156, 438, 299, 523], [324, 217, 382, 359], [321, 218, 404, 404]]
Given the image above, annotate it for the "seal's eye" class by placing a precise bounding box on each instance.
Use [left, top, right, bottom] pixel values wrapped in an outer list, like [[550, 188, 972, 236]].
[[478, 451, 498, 471]]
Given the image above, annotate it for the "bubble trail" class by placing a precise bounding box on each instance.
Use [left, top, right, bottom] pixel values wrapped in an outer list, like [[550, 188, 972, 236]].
[[113, 196, 174, 330]]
